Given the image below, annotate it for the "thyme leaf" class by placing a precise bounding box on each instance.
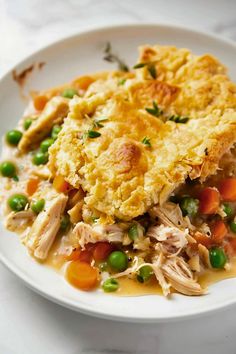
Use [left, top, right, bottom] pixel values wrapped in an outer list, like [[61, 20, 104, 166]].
[[118, 78, 126, 86], [133, 62, 157, 79], [93, 117, 108, 128], [145, 101, 163, 117], [147, 64, 157, 79], [87, 130, 101, 138], [103, 42, 129, 72], [142, 137, 151, 147], [133, 63, 146, 69], [169, 115, 189, 124]]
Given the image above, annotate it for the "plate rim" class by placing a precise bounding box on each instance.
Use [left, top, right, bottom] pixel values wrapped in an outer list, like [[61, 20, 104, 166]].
[[1, 22, 236, 323]]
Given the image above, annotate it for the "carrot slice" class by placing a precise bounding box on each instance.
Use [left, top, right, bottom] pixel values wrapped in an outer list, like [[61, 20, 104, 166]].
[[219, 178, 236, 201], [93, 242, 115, 261], [33, 95, 48, 111], [73, 76, 94, 91], [66, 261, 99, 290], [53, 175, 70, 193], [198, 187, 220, 214], [26, 177, 40, 196], [211, 220, 228, 243]]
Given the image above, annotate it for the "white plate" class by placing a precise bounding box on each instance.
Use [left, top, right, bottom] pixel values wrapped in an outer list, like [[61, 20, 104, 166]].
[[1, 24, 236, 323]]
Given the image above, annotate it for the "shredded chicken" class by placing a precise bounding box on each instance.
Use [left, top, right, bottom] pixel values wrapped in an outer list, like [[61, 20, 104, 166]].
[[23, 192, 68, 260], [188, 254, 201, 272], [143, 253, 171, 296], [19, 96, 69, 152], [112, 256, 140, 279], [147, 224, 188, 256], [5, 210, 35, 231], [151, 202, 195, 230], [162, 256, 205, 296], [198, 244, 211, 269], [72, 222, 124, 248]]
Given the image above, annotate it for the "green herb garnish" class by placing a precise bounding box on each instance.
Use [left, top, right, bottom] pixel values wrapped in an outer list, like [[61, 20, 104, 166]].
[[145, 101, 163, 117], [87, 130, 101, 139], [118, 78, 127, 86], [133, 62, 157, 79], [104, 42, 129, 72], [142, 137, 151, 147], [169, 115, 189, 124], [147, 64, 157, 79], [93, 117, 108, 128], [133, 63, 146, 69]]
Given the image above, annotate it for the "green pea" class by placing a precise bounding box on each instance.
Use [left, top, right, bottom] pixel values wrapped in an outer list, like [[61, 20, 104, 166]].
[[137, 265, 153, 283], [128, 224, 138, 241], [51, 125, 62, 140], [209, 248, 227, 269], [0, 161, 16, 178], [102, 278, 119, 292], [31, 199, 45, 214], [99, 262, 108, 271], [32, 151, 48, 165], [230, 221, 236, 233], [8, 194, 28, 212], [223, 203, 233, 217], [23, 118, 32, 130], [40, 138, 54, 152], [6, 130, 22, 146], [108, 251, 128, 272], [180, 196, 199, 217], [60, 214, 70, 231], [62, 88, 78, 99]]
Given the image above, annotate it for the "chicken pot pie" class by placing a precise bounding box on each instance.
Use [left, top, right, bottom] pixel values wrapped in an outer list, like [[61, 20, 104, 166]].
[[1, 44, 236, 297]]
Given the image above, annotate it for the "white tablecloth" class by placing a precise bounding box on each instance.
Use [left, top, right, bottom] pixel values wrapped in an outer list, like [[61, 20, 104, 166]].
[[1, 1, 236, 353]]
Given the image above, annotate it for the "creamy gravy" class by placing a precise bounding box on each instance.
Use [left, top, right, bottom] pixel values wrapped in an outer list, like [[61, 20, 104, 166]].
[[46, 237, 236, 296]]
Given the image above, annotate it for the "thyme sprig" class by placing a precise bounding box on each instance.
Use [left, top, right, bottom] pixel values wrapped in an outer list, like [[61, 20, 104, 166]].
[[104, 42, 129, 72], [93, 117, 108, 128], [169, 115, 189, 124], [145, 101, 163, 117], [133, 62, 157, 79]]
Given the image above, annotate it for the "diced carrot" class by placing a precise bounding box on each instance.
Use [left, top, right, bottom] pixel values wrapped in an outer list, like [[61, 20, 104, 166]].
[[198, 187, 220, 214], [33, 95, 48, 111], [78, 250, 93, 264], [73, 76, 94, 91], [193, 231, 212, 248], [66, 261, 99, 290], [93, 242, 115, 261], [211, 220, 228, 244], [26, 177, 40, 196], [66, 248, 81, 261], [53, 175, 70, 193], [66, 249, 92, 263], [219, 178, 236, 201]]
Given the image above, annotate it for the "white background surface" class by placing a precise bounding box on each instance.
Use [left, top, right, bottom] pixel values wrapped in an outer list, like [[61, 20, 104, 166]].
[[1, 1, 236, 353]]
